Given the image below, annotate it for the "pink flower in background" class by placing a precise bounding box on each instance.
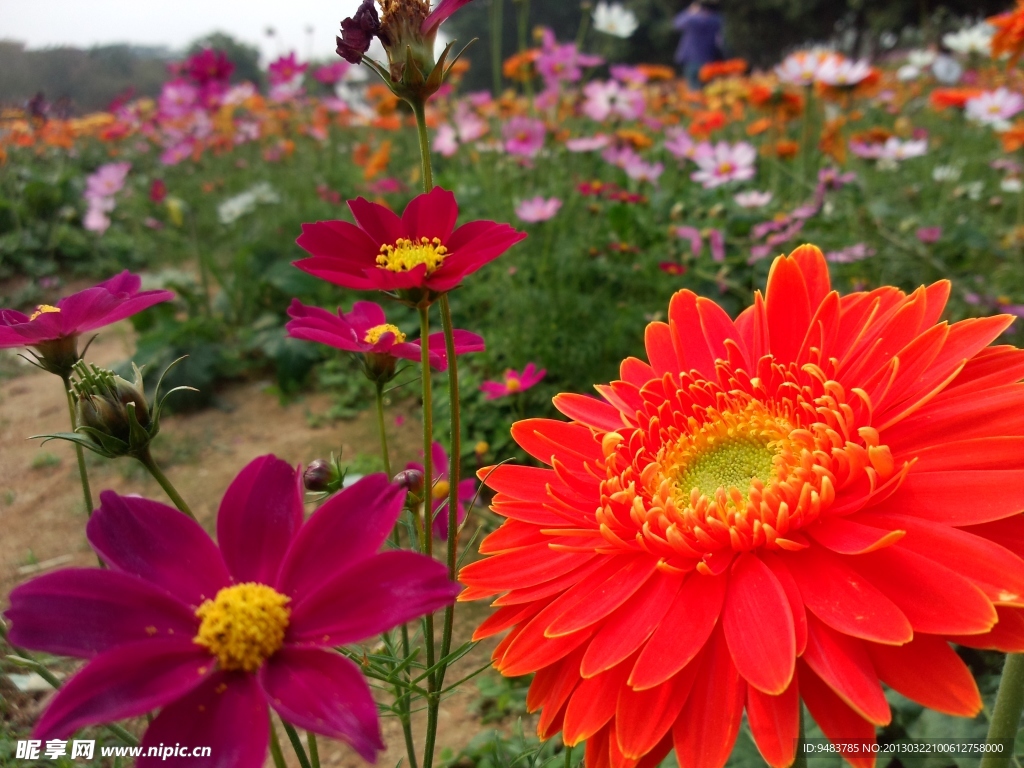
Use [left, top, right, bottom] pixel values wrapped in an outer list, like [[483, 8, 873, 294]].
[[581, 80, 645, 121], [515, 196, 563, 222], [966, 88, 1024, 126], [691, 141, 757, 188], [825, 242, 877, 263], [160, 140, 194, 166], [602, 144, 641, 169], [157, 79, 197, 119], [434, 124, 460, 157], [85, 162, 131, 201], [480, 363, 546, 400], [149, 178, 167, 203], [814, 56, 873, 86], [566, 134, 611, 152], [422, 0, 477, 35], [268, 52, 307, 85], [453, 103, 488, 142], [664, 128, 712, 162], [708, 228, 726, 262], [610, 64, 648, 85], [285, 299, 484, 372], [775, 50, 838, 86], [623, 157, 664, 185], [879, 137, 928, 161], [314, 61, 351, 85], [675, 226, 702, 256], [917, 226, 943, 243], [733, 190, 773, 208], [406, 442, 477, 539], [184, 49, 234, 87], [503, 117, 546, 158], [535, 29, 603, 87], [5, 457, 459, 763]]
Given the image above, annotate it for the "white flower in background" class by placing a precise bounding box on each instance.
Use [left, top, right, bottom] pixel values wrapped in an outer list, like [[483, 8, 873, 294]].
[[957, 181, 985, 201], [1002, 178, 1024, 193], [943, 23, 994, 56], [815, 57, 872, 87], [896, 65, 921, 82], [733, 190, 773, 208], [879, 137, 928, 162], [932, 165, 962, 182], [775, 50, 838, 86], [931, 54, 963, 85], [966, 88, 1024, 129], [907, 49, 937, 68], [593, 3, 638, 38], [218, 182, 280, 225]]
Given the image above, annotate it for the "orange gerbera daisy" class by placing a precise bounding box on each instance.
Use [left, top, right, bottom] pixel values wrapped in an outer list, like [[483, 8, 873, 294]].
[[462, 244, 1024, 768], [990, 0, 1024, 66]]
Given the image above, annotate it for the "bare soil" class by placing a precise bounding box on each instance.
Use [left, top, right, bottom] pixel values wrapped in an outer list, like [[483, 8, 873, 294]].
[[0, 323, 523, 767]]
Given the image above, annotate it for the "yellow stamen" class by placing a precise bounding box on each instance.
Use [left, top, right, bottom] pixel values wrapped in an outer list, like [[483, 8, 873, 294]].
[[505, 377, 522, 393], [432, 479, 451, 500], [193, 583, 290, 673], [376, 237, 449, 274], [364, 323, 406, 345], [29, 305, 61, 321]]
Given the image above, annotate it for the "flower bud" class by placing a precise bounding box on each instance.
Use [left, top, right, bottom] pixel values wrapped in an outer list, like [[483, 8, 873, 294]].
[[394, 468, 425, 495], [304, 459, 342, 493]]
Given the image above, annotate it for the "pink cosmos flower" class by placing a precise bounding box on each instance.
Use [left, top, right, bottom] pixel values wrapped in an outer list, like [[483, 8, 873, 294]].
[[566, 134, 611, 152], [675, 226, 702, 257], [825, 242, 877, 263], [623, 157, 664, 185], [480, 363, 546, 400], [581, 80, 645, 122], [157, 79, 198, 119], [435, 124, 460, 157], [691, 141, 757, 188], [734, 190, 773, 208], [453, 103, 488, 142], [879, 137, 928, 161], [610, 64, 648, 85], [916, 227, 943, 244], [664, 128, 713, 163], [268, 53, 308, 86], [515, 196, 563, 223], [5, 458, 460, 764], [160, 140, 194, 166], [422, 0, 476, 35], [503, 117, 546, 158], [184, 49, 234, 87], [295, 187, 526, 295], [966, 88, 1024, 126], [536, 31, 603, 87], [775, 50, 838, 86], [85, 162, 131, 201], [0, 271, 174, 353], [814, 56, 873, 86], [314, 61, 351, 85], [708, 228, 726, 262], [285, 299, 484, 371], [406, 442, 477, 539]]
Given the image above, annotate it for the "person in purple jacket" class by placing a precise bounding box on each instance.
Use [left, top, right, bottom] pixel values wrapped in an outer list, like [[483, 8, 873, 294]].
[[674, 0, 724, 89]]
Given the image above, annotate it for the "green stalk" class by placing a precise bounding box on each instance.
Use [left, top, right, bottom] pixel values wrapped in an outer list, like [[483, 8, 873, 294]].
[[491, 0, 505, 97], [138, 449, 196, 519], [800, 85, 814, 186], [283, 722, 312, 768], [436, 294, 461, 678], [375, 382, 393, 478], [418, 304, 437, 666], [307, 733, 320, 768], [269, 724, 287, 768], [980, 653, 1024, 768], [62, 375, 93, 516], [412, 100, 434, 192]]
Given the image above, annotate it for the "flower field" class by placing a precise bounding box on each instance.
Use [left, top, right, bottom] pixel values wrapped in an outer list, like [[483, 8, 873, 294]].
[[6, 1, 1024, 767]]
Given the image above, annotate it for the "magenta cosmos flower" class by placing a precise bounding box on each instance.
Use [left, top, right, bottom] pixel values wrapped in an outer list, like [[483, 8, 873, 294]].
[[422, 0, 476, 35], [407, 441, 477, 539], [5, 456, 459, 765], [295, 187, 526, 297], [286, 298, 484, 372], [480, 363, 546, 400], [0, 271, 174, 375], [503, 117, 547, 158]]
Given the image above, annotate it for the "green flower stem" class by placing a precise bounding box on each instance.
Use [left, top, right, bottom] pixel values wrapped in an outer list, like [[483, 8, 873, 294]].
[[306, 732, 320, 768], [800, 85, 815, 186], [138, 449, 196, 519], [981, 653, 1024, 768], [564, 738, 573, 768], [491, 0, 505, 97], [418, 304, 437, 681], [412, 100, 434, 192], [436, 294, 461, 677], [282, 721, 312, 768], [268, 723, 287, 768], [375, 382, 393, 478], [62, 375, 94, 516]]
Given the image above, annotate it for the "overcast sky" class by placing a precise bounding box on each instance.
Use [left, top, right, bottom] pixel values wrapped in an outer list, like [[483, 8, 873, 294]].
[[2, 0, 369, 62]]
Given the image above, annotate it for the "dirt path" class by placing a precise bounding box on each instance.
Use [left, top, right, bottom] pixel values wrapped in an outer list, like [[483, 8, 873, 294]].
[[0, 324, 522, 767]]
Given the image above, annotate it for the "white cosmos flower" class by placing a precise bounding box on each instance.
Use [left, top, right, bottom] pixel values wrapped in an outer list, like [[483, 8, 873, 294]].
[[593, 2, 639, 38], [943, 23, 994, 56]]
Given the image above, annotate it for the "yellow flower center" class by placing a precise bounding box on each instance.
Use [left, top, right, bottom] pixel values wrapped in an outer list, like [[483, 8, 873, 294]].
[[717, 162, 735, 175], [376, 237, 449, 274], [505, 377, 522, 392], [29, 305, 61, 321], [193, 583, 291, 673], [432, 479, 451, 500], [364, 323, 406, 345]]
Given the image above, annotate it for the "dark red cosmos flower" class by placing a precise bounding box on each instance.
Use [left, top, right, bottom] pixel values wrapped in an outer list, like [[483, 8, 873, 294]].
[[294, 187, 526, 298], [6, 456, 460, 766], [0, 272, 174, 374], [461, 244, 1024, 768]]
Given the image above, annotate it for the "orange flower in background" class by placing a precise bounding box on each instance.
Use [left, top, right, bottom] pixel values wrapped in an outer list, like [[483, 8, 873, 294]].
[[637, 64, 676, 81], [819, 116, 848, 164], [773, 139, 799, 159], [504, 49, 540, 81], [1002, 120, 1024, 153], [689, 109, 727, 138], [745, 117, 772, 136], [929, 88, 985, 111], [990, 0, 1024, 66], [363, 140, 392, 181], [699, 58, 748, 83], [463, 245, 1024, 768], [615, 129, 654, 149]]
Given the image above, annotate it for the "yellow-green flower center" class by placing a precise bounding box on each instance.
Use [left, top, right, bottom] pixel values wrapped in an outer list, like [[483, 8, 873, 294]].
[[29, 305, 61, 321], [364, 323, 406, 345], [193, 583, 291, 672], [376, 237, 449, 274], [676, 434, 777, 504]]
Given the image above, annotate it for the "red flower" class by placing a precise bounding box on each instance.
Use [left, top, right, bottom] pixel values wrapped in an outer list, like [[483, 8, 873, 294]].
[[6, 457, 459, 765], [294, 187, 526, 298], [462, 244, 1024, 768]]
